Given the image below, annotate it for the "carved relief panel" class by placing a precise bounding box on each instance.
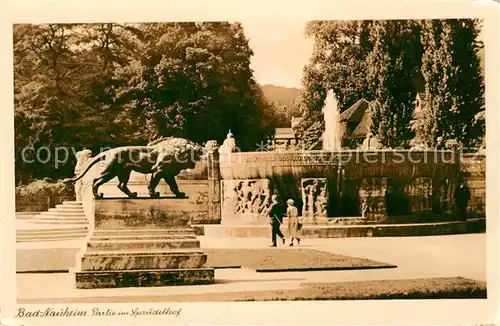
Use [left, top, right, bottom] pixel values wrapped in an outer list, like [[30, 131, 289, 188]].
[[301, 178, 328, 219], [221, 179, 271, 223]]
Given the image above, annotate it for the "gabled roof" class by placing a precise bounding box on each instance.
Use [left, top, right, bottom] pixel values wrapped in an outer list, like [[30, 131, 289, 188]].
[[351, 108, 372, 138], [340, 99, 370, 122]]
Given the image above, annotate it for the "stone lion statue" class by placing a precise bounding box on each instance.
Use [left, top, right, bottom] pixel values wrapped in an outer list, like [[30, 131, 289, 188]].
[[63, 137, 205, 199]]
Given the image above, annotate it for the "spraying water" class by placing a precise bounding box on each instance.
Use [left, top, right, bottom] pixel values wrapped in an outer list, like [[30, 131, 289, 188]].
[[322, 90, 342, 151]]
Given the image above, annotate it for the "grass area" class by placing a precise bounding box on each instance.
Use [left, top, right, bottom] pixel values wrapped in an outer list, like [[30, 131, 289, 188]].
[[17, 248, 395, 273], [141, 277, 487, 301], [204, 249, 396, 272], [20, 277, 485, 303], [156, 277, 486, 301]]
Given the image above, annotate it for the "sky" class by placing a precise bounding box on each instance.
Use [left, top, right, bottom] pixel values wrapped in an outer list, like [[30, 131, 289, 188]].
[[241, 20, 485, 90], [241, 20, 314, 89]]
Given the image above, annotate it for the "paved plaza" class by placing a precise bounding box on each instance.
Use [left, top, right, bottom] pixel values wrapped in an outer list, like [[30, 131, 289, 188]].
[[16, 233, 486, 303]]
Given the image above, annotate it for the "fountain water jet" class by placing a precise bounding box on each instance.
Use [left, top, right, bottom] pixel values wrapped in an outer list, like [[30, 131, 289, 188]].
[[322, 90, 342, 151]]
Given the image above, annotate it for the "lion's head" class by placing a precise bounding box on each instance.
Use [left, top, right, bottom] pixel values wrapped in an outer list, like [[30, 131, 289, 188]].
[[150, 137, 205, 170]]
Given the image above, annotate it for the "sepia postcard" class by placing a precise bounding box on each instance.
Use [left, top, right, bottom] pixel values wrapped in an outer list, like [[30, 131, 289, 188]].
[[1, 0, 499, 325]]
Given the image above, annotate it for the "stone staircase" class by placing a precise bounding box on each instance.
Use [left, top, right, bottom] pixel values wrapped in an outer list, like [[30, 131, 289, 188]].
[[29, 201, 88, 225], [16, 201, 89, 242]]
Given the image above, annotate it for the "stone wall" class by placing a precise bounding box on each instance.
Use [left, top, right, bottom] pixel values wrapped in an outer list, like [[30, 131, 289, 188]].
[[219, 150, 461, 223], [461, 153, 485, 217]]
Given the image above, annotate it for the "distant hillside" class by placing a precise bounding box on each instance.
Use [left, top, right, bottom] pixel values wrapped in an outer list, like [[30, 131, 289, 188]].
[[259, 84, 301, 127], [260, 84, 300, 108]]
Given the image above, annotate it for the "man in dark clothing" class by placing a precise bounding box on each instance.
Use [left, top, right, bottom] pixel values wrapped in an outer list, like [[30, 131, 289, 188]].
[[267, 194, 285, 247], [455, 180, 471, 221]]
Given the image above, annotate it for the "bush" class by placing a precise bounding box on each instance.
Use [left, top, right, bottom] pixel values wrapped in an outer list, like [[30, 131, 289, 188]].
[[16, 179, 75, 198], [15, 179, 75, 211]]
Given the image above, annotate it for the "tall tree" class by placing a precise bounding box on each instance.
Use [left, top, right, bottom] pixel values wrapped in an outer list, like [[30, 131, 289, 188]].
[[293, 62, 326, 150], [418, 19, 484, 148], [295, 20, 374, 148], [448, 19, 485, 148], [367, 20, 422, 148], [418, 20, 454, 148], [115, 22, 276, 150], [304, 20, 374, 111], [14, 22, 278, 183]]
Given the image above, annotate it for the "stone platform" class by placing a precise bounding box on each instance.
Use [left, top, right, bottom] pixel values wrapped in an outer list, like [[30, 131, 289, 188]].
[[73, 197, 215, 289], [196, 218, 486, 238]]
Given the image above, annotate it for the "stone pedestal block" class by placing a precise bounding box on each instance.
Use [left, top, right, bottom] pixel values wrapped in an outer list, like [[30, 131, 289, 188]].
[[73, 198, 214, 289]]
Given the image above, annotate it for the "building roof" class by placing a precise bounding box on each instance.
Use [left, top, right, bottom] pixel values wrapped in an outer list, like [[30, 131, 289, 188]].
[[340, 99, 370, 122], [274, 127, 294, 139], [351, 108, 372, 138]]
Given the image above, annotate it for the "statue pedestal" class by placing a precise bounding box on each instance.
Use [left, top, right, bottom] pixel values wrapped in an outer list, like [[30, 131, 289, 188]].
[[73, 198, 214, 289]]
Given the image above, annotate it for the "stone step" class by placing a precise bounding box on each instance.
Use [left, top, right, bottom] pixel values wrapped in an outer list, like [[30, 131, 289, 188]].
[[16, 212, 41, 219], [55, 205, 83, 210], [90, 234, 197, 241], [92, 229, 195, 236], [32, 215, 87, 221], [17, 235, 87, 242], [17, 234, 87, 241], [75, 268, 215, 289], [49, 207, 84, 212], [86, 239, 201, 251], [16, 227, 88, 235], [62, 201, 83, 205], [80, 251, 207, 271], [17, 232, 87, 239], [40, 211, 86, 217], [199, 219, 486, 238], [83, 248, 205, 255], [29, 220, 88, 225]]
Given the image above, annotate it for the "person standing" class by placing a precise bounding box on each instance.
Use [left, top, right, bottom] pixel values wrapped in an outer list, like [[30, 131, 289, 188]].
[[454, 180, 471, 221], [286, 199, 301, 246], [267, 195, 285, 247]]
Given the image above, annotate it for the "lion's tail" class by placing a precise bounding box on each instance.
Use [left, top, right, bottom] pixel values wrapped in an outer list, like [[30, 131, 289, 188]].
[[63, 151, 108, 184]]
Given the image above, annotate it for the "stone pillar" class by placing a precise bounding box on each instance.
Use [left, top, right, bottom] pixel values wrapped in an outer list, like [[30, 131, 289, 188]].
[[205, 140, 221, 223]]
